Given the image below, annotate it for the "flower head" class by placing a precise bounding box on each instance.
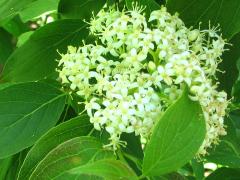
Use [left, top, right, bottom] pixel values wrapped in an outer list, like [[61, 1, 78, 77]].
[[58, 5, 228, 155]]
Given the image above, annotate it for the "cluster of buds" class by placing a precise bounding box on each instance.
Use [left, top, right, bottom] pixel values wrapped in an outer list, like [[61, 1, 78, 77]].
[[58, 5, 228, 155]]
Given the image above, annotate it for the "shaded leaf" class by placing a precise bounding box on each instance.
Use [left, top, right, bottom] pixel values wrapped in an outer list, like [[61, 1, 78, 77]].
[[58, 0, 106, 20], [0, 156, 13, 180], [191, 159, 204, 180], [218, 33, 240, 96], [167, 0, 240, 40], [0, 28, 14, 65], [121, 133, 143, 160], [2, 15, 29, 37], [4, 154, 21, 180], [206, 113, 240, 168], [232, 81, 240, 104], [206, 167, 240, 180], [121, 133, 143, 175]]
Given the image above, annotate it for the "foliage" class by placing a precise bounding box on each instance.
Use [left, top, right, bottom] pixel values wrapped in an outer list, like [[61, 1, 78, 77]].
[[0, 0, 240, 179]]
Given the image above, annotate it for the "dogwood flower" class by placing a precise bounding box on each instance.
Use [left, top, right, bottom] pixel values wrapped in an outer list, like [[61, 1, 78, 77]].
[[58, 5, 228, 155]]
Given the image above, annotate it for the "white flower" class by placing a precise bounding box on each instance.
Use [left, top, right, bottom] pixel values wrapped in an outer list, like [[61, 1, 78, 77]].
[[125, 48, 147, 63], [157, 64, 174, 85], [58, 5, 228, 156], [149, 7, 167, 22], [188, 29, 200, 41], [85, 98, 101, 117], [133, 92, 149, 112]]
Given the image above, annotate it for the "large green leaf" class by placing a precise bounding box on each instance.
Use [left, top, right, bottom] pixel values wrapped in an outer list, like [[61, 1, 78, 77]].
[[19, 0, 60, 22], [0, 0, 35, 24], [143, 90, 206, 176], [0, 82, 66, 158], [28, 136, 115, 179], [167, 0, 240, 40], [65, 159, 138, 180], [18, 115, 93, 180], [58, 0, 106, 20], [206, 113, 240, 168], [1, 19, 88, 83], [206, 168, 240, 180]]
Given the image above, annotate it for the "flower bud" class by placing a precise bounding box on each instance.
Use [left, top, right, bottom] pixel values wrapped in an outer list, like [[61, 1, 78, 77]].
[[188, 29, 200, 41], [148, 61, 156, 72]]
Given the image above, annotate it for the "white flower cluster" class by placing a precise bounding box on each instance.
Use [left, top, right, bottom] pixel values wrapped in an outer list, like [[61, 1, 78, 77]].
[[58, 5, 228, 155]]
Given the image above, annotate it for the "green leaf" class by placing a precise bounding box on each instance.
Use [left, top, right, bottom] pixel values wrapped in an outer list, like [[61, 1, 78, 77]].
[[206, 168, 240, 180], [218, 33, 240, 96], [58, 0, 106, 20], [206, 114, 240, 168], [0, 156, 13, 180], [0, 82, 16, 91], [191, 159, 204, 180], [16, 31, 34, 47], [230, 112, 240, 141], [232, 53, 240, 104], [28, 136, 115, 179], [121, 133, 143, 176], [143, 89, 206, 176], [18, 115, 93, 180], [4, 154, 21, 180], [2, 150, 28, 180], [19, 0, 60, 22], [232, 81, 240, 104], [66, 159, 138, 180], [167, 0, 240, 40], [0, 28, 14, 65], [107, 0, 116, 6], [207, 141, 240, 167], [125, 0, 160, 16], [0, 82, 66, 158], [2, 15, 29, 37], [16, 149, 30, 177], [0, 0, 35, 24], [1, 19, 89, 82], [165, 2, 240, 96], [149, 172, 187, 180], [92, 129, 111, 145], [121, 133, 143, 160]]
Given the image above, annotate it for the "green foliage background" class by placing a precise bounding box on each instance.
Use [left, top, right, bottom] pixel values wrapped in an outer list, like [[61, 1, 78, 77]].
[[0, 0, 240, 179]]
